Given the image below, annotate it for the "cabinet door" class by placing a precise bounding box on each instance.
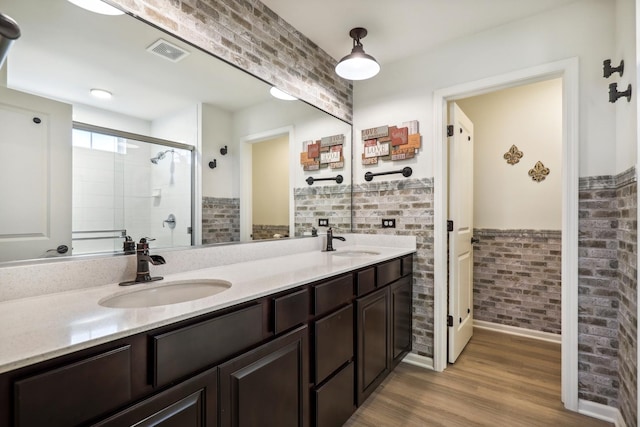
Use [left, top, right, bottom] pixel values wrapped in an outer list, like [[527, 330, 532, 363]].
[[219, 326, 309, 427], [356, 287, 389, 406], [390, 276, 412, 367], [93, 368, 217, 427]]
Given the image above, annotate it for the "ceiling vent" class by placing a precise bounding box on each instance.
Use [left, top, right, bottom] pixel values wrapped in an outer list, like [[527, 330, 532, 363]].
[[146, 39, 190, 63]]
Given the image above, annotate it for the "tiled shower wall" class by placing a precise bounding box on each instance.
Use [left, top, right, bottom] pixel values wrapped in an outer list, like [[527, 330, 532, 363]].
[[352, 178, 434, 358], [110, 0, 352, 122], [473, 229, 562, 334], [578, 168, 637, 423], [202, 197, 240, 244]]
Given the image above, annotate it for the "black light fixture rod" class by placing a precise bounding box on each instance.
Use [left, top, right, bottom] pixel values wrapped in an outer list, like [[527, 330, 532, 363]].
[[306, 175, 344, 186], [364, 167, 412, 182]]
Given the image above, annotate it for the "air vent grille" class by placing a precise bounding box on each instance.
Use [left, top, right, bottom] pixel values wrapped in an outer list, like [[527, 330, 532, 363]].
[[146, 39, 190, 63]]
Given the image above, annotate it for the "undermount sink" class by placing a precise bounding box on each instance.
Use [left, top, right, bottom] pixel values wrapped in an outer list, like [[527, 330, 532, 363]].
[[99, 279, 232, 308], [332, 250, 380, 257]]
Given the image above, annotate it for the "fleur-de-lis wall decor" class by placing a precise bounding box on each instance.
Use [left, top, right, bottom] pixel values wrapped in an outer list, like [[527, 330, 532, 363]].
[[528, 161, 550, 182], [503, 145, 523, 165]]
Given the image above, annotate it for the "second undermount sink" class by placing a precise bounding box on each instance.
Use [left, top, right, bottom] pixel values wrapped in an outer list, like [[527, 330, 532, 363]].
[[99, 279, 232, 308], [332, 250, 380, 257]]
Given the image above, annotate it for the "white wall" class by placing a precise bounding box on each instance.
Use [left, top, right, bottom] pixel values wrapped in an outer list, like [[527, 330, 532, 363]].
[[354, 0, 616, 180], [457, 79, 562, 230], [616, 0, 637, 172], [73, 104, 151, 136], [200, 103, 233, 198]]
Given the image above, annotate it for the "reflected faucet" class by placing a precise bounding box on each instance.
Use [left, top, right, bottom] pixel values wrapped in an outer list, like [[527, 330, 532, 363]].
[[119, 237, 166, 286], [325, 227, 346, 252]]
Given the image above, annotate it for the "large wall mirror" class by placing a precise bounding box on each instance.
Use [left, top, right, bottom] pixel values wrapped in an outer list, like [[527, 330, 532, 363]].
[[0, 0, 352, 263]]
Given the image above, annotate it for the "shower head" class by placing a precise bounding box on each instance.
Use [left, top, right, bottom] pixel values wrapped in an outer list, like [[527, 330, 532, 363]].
[[150, 149, 174, 164]]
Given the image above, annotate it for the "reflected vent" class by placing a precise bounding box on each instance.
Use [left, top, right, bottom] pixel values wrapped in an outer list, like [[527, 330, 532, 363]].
[[146, 39, 190, 63]]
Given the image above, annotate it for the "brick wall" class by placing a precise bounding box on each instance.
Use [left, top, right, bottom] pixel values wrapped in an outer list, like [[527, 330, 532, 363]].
[[578, 167, 637, 421], [202, 197, 240, 244], [252, 224, 289, 240], [110, 0, 352, 122], [473, 229, 562, 334], [293, 184, 351, 236], [352, 178, 434, 358]]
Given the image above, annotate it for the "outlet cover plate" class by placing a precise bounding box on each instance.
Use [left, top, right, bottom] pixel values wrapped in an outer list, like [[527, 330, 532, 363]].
[[318, 218, 329, 227], [382, 218, 396, 228]]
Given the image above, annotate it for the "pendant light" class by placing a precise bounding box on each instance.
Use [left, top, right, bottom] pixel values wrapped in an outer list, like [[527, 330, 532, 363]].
[[335, 27, 380, 81]]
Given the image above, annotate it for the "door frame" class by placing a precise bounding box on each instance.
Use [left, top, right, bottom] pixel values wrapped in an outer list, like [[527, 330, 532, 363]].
[[239, 126, 295, 241], [432, 58, 579, 411]]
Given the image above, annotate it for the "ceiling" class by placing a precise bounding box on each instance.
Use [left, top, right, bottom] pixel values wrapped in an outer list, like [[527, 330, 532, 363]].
[[260, 0, 581, 65]]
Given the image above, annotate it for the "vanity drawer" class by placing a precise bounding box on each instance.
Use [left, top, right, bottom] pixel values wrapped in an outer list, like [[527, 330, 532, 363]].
[[356, 267, 375, 296], [14, 346, 132, 427], [313, 274, 353, 315], [314, 362, 355, 427], [402, 255, 413, 277], [377, 259, 401, 287], [152, 303, 264, 387], [314, 304, 353, 384], [273, 288, 310, 334]]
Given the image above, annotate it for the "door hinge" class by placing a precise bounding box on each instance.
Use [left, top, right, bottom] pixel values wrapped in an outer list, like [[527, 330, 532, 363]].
[[447, 125, 454, 137], [447, 315, 453, 327], [447, 220, 453, 232]]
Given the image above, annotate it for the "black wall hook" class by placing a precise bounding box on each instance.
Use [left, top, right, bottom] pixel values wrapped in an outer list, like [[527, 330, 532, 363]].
[[609, 82, 632, 103], [208, 159, 217, 169], [220, 145, 228, 155], [603, 59, 624, 78]]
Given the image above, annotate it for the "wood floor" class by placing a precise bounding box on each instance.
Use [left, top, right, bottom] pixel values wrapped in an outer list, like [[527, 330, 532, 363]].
[[344, 328, 613, 427]]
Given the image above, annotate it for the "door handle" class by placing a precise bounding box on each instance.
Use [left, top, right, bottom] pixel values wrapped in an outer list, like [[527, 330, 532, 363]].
[[471, 237, 480, 244], [47, 245, 69, 254]]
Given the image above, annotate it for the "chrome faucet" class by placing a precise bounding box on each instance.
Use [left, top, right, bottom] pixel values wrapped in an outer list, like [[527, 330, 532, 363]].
[[325, 227, 346, 251], [119, 237, 165, 286]]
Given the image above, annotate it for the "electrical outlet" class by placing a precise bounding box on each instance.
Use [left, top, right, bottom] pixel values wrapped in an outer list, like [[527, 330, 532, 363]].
[[382, 218, 396, 228], [318, 218, 329, 227]]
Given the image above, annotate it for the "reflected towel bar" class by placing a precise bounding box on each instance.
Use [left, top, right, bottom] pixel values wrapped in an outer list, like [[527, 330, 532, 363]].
[[306, 175, 343, 185], [364, 167, 412, 182]]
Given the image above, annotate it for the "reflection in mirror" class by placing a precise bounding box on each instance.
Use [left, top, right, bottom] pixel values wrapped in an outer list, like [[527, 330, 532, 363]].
[[0, 0, 352, 264]]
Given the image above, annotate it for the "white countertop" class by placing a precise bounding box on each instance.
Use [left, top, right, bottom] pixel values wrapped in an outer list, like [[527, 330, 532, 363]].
[[0, 243, 414, 374]]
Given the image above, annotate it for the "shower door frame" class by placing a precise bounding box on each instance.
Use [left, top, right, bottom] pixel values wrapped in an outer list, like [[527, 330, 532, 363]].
[[73, 122, 196, 248]]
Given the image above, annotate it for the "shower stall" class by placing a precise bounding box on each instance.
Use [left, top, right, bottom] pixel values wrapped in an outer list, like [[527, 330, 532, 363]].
[[71, 124, 194, 255]]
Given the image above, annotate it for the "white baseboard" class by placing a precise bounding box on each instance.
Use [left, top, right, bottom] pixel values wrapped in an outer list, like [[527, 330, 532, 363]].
[[578, 399, 624, 426], [474, 320, 562, 344], [401, 352, 434, 370]]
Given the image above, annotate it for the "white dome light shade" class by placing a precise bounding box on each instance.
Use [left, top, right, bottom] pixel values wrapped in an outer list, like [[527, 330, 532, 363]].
[[335, 46, 380, 80], [270, 87, 297, 101], [67, 0, 124, 16], [90, 88, 112, 99], [335, 27, 380, 81]]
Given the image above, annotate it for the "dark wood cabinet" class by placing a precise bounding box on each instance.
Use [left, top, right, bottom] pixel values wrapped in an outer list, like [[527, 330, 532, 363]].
[[356, 286, 390, 405], [2, 254, 413, 427], [219, 326, 309, 427], [93, 368, 218, 427]]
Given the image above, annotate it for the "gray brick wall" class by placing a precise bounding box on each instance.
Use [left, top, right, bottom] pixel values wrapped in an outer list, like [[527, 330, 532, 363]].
[[110, 0, 352, 122], [293, 184, 351, 236], [578, 167, 637, 420], [252, 224, 289, 240], [473, 229, 562, 334], [202, 197, 240, 243], [352, 178, 434, 358]]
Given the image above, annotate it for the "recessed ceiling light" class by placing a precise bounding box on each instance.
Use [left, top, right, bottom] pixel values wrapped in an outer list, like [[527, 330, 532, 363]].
[[270, 87, 297, 101], [90, 88, 112, 99], [67, 0, 125, 16]]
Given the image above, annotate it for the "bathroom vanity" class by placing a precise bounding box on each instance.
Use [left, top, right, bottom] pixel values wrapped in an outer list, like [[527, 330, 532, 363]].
[[0, 239, 414, 427]]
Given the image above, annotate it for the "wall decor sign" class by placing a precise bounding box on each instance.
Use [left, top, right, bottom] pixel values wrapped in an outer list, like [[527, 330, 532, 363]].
[[300, 134, 345, 171], [503, 144, 523, 165], [361, 120, 421, 165], [528, 161, 550, 182]]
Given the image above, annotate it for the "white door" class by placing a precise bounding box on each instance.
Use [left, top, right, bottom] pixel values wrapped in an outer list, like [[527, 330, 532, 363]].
[[448, 102, 474, 363], [0, 87, 72, 262]]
